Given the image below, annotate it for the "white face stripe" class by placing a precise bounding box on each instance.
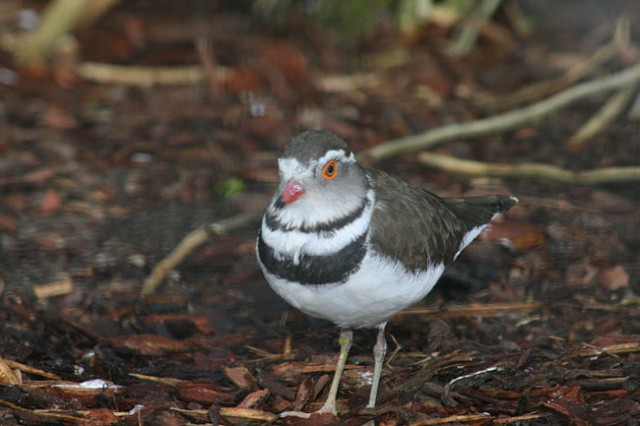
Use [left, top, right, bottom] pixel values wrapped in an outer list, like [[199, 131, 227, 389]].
[[316, 149, 355, 166], [262, 188, 375, 258], [271, 151, 367, 229], [277, 149, 355, 180]]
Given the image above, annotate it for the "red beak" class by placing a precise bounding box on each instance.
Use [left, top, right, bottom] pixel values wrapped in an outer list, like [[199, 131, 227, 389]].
[[281, 180, 305, 204]]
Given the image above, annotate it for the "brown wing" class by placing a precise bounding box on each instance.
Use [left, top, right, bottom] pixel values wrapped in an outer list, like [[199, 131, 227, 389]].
[[366, 169, 466, 271]]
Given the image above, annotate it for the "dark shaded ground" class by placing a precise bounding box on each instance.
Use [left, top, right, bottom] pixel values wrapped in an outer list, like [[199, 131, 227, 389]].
[[1, 1, 640, 425]]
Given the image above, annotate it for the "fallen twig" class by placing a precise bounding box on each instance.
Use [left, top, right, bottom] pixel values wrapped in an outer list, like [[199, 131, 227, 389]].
[[4, 359, 61, 381], [409, 413, 493, 425], [171, 406, 278, 423], [396, 302, 542, 320], [576, 342, 640, 358], [443, 365, 504, 406], [78, 62, 216, 86], [363, 60, 640, 162], [492, 412, 551, 424], [569, 82, 639, 145], [17, 0, 119, 67], [474, 18, 631, 110], [417, 152, 640, 185], [0, 165, 77, 187], [0, 400, 85, 424], [449, 0, 505, 56], [129, 373, 182, 386], [141, 210, 262, 295], [0, 357, 21, 385]]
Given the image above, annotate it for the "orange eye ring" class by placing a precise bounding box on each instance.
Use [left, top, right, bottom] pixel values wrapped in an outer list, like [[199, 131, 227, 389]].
[[322, 160, 338, 180]]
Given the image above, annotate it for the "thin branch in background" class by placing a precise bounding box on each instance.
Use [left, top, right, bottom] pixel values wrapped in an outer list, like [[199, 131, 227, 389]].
[[363, 60, 640, 162], [569, 82, 639, 146], [141, 210, 263, 296], [17, 0, 119, 67], [417, 152, 640, 185], [77, 62, 212, 87], [473, 18, 631, 110], [396, 302, 542, 319], [502, 0, 530, 39], [448, 0, 504, 56], [195, 36, 220, 98], [628, 89, 640, 120]]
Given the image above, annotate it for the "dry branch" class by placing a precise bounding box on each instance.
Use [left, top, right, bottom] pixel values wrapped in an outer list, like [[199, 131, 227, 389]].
[[141, 210, 262, 296], [171, 406, 278, 423], [449, 0, 504, 56], [397, 302, 542, 320], [474, 18, 631, 110], [576, 342, 640, 358], [417, 152, 640, 185], [4, 360, 61, 381], [78, 62, 216, 87], [363, 60, 640, 162], [569, 82, 639, 145], [17, 0, 119, 67], [409, 413, 493, 425]]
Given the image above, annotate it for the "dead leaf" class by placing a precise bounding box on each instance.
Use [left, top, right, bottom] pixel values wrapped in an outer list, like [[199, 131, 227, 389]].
[[175, 380, 235, 404], [223, 366, 256, 389], [237, 388, 270, 408], [600, 264, 630, 290], [109, 334, 190, 356]]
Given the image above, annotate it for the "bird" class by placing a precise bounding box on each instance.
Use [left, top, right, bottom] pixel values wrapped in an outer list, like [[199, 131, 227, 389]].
[[256, 130, 518, 417]]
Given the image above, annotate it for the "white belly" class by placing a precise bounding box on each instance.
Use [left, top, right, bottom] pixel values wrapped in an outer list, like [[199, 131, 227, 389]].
[[260, 249, 445, 329]]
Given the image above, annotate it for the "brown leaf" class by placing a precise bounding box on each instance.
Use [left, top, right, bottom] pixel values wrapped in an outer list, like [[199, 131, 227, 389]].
[[223, 366, 256, 390], [599, 264, 630, 290], [292, 374, 314, 411], [44, 106, 78, 130], [46, 380, 120, 406], [109, 334, 190, 356], [143, 313, 216, 334], [282, 412, 343, 426], [237, 388, 270, 408], [0, 213, 18, 232], [175, 380, 235, 404], [482, 220, 546, 250], [84, 408, 119, 425], [0, 357, 21, 384]]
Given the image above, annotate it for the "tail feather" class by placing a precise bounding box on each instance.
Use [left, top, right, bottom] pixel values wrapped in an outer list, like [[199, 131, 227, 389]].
[[443, 195, 518, 232]]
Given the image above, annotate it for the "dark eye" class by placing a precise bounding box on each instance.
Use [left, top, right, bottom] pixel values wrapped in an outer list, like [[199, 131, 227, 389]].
[[322, 160, 338, 180]]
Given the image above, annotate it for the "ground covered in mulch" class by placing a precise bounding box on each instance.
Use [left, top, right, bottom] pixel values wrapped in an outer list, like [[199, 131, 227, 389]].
[[1, 1, 640, 425]]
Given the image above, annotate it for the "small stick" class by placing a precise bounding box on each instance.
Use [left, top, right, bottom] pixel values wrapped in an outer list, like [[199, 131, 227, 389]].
[[363, 60, 640, 162], [575, 342, 640, 358], [449, 0, 504, 56], [171, 406, 278, 422], [4, 359, 61, 380], [475, 18, 630, 110], [77, 62, 217, 86], [397, 302, 542, 319], [417, 152, 640, 185], [141, 210, 262, 295], [409, 413, 493, 426], [569, 82, 639, 145], [17, 0, 119, 67]]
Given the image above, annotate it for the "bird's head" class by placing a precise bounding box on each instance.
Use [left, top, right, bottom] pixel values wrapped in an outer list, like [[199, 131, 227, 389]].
[[269, 130, 369, 229]]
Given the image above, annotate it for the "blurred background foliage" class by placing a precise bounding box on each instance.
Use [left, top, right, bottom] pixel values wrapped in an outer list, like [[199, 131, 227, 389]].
[[15, 0, 490, 67]]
